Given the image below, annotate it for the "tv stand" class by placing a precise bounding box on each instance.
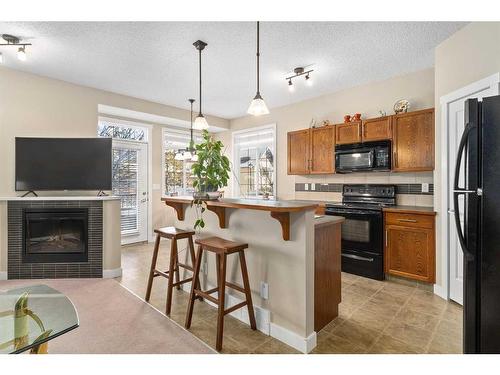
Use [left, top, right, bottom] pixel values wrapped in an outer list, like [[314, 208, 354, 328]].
[[97, 191, 109, 197], [21, 191, 38, 197]]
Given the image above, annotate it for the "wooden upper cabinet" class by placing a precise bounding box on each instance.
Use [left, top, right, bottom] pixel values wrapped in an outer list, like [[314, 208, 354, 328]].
[[392, 108, 435, 171], [335, 122, 362, 145], [287, 129, 310, 175], [362, 116, 392, 142], [310, 126, 335, 174]]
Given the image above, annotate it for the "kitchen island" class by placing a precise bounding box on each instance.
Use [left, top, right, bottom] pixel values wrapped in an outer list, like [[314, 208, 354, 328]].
[[162, 197, 343, 353]]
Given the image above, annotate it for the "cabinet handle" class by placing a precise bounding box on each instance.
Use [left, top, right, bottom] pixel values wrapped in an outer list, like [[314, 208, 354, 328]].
[[385, 230, 388, 247], [397, 218, 417, 223]]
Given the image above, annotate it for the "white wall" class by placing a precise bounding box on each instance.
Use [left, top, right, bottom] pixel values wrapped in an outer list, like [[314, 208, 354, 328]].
[[0, 67, 229, 233], [219, 68, 435, 203]]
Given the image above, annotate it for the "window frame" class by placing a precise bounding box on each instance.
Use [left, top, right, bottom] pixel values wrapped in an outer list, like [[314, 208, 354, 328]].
[[98, 116, 150, 143], [161, 126, 202, 197], [231, 123, 277, 199]]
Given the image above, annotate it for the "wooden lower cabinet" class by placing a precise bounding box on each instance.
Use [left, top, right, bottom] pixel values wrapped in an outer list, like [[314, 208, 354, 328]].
[[314, 220, 341, 332], [384, 211, 436, 283]]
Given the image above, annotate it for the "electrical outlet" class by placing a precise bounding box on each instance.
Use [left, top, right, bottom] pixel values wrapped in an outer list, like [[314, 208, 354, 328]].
[[422, 183, 429, 193], [304, 183, 309, 191], [311, 183, 316, 191], [260, 282, 269, 300]]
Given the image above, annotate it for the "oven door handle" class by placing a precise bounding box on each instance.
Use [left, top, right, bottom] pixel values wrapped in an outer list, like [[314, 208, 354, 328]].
[[341, 253, 374, 262]]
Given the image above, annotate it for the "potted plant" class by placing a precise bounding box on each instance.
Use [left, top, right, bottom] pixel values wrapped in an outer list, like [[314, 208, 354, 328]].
[[191, 130, 230, 229]]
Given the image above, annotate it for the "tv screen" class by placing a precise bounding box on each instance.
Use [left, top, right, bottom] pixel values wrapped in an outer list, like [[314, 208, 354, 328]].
[[16, 137, 112, 191]]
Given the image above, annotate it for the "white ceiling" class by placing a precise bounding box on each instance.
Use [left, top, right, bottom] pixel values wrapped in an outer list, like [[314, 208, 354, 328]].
[[0, 22, 466, 119]]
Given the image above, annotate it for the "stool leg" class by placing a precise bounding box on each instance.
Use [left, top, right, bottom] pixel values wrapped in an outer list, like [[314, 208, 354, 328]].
[[185, 245, 203, 329], [165, 238, 177, 316], [145, 234, 161, 302], [174, 246, 181, 291], [239, 251, 256, 330], [216, 253, 227, 351], [188, 235, 202, 297]]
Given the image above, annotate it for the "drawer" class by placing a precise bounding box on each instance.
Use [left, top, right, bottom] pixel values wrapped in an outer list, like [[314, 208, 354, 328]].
[[385, 212, 434, 229]]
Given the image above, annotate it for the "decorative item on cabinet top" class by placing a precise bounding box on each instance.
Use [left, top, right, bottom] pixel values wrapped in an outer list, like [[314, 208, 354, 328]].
[[393, 99, 410, 114], [295, 183, 434, 195]]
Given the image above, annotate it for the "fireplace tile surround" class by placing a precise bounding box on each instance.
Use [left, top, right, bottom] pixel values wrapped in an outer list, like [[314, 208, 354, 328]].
[[7, 200, 103, 279]]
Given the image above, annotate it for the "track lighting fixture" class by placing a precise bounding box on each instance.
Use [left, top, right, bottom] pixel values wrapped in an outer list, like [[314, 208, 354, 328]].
[[193, 40, 209, 130], [286, 67, 314, 90], [0, 34, 31, 62], [248, 21, 270, 116]]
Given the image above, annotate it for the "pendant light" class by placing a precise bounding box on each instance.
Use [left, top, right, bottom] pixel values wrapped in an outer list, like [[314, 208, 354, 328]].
[[193, 40, 209, 130], [175, 98, 197, 161], [247, 21, 269, 116]]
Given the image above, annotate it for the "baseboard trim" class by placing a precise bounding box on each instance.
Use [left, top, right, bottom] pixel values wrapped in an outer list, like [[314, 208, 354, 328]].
[[0, 271, 7, 280], [433, 284, 448, 300], [269, 323, 317, 353], [103, 267, 122, 279]]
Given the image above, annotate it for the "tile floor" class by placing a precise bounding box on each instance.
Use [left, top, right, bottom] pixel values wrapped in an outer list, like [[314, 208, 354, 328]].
[[117, 241, 463, 354]]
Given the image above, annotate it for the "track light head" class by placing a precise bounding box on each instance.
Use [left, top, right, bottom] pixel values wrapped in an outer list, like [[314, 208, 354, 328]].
[[17, 46, 26, 61]]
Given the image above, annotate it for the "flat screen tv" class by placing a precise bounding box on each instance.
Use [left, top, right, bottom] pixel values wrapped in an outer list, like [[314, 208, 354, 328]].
[[16, 137, 112, 191]]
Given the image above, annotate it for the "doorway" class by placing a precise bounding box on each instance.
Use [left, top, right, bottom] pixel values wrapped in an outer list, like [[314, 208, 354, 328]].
[[112, 140, 149, 244], [440, 73, 499, 304]]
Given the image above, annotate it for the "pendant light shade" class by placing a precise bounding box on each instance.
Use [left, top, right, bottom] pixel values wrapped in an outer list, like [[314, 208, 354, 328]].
[[248, 21, 269, 116], [193, 114, 209, 130], [193, 40, 209, 130]]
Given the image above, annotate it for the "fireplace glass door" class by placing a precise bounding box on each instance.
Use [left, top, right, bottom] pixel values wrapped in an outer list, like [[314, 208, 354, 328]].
[[23, 208, 88, 263]]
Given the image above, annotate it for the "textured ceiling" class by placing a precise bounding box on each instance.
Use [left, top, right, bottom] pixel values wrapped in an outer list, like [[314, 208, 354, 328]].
[[0, 22, 466, 119]]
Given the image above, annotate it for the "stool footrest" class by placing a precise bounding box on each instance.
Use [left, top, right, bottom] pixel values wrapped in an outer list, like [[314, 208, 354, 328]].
[[225, 282, 246, 294], [224, 301, 248, 316], [153, 270, 170, 278], [194, 290, 218, 304], [172, 277, 193, 288]]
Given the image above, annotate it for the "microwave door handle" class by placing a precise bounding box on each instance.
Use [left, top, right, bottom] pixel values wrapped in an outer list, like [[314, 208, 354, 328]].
[[453, 122, 476, 260]]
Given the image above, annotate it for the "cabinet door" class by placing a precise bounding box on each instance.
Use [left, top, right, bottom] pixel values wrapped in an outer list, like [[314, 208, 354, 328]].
[[335, 122, 362, 145], [385, 225, 435, 283], [287, 129, 310, 175], [362, 116, 392, 141], [392, 108, 434, 171], [310, 126, 335, 174]]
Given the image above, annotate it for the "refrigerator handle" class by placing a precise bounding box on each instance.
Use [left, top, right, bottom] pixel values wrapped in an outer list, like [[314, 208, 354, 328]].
[[453, 122, 476, 260]]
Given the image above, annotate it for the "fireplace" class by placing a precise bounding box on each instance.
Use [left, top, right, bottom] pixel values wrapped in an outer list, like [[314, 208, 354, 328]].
[[23, 208, 89, 263]]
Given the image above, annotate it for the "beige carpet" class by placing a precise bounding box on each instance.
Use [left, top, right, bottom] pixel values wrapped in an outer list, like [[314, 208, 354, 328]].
[[0, 278, 215, 354]]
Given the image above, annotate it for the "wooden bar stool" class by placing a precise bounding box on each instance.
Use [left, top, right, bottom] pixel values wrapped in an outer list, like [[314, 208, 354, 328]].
[[145, 227, 201, 316], [185, 236, 256, 351]]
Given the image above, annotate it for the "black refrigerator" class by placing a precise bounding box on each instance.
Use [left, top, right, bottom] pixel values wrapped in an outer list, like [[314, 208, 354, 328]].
[[454, 94, 500, 354]]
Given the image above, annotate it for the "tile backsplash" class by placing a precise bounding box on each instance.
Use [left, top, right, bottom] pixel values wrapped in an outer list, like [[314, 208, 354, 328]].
[[293, 172, 434, 207]]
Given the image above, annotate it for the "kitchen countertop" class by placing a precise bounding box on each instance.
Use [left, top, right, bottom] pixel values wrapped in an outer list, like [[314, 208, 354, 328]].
[[382, 205, 436, 215], [314, 215, 345, 228]]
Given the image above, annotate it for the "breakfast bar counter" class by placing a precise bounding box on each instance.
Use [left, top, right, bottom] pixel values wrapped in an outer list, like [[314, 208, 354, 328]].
[[162, 196, 318, 240], [162, 196, 341, 353]]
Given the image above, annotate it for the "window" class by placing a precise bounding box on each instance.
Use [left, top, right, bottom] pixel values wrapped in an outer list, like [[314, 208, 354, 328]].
[[162, 128, 201, 196], [98, 118, 148, 142], [232, 124, 276, 198]]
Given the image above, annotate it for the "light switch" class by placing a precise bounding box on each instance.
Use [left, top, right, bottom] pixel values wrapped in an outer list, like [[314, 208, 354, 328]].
[[304, 183, 309, 191], [260, 282, 269, 300], [422, 183, 429, 193]]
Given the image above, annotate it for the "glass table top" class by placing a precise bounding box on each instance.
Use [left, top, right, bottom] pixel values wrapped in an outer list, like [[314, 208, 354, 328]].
[[0, 284, 79, 354]]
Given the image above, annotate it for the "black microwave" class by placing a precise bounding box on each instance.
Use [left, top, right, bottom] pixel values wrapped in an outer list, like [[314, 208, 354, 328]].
[[335, 140, 391, 173]]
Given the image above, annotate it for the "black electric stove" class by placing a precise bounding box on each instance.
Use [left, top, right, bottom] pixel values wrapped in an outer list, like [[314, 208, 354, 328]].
[[325, 184, 396, 280]]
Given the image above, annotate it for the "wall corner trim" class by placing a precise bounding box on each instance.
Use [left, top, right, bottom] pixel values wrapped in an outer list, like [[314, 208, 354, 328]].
[[433, 284, 448, 301], [103, 267, 122, 278]]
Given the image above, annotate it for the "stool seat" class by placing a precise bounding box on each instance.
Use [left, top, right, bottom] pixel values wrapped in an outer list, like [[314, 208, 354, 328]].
[[154, 226, 195, 239], [195, 236, 248, 254]]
